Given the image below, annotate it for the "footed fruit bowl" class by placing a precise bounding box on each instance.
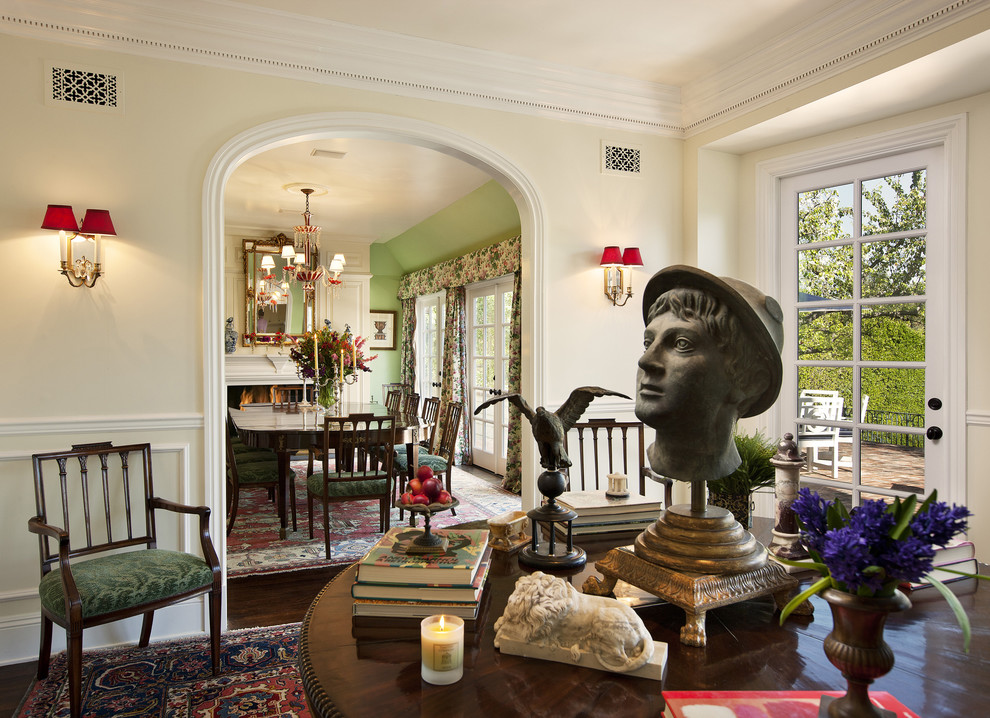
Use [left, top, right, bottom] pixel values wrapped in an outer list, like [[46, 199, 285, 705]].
[[393, 497, 459, 553]]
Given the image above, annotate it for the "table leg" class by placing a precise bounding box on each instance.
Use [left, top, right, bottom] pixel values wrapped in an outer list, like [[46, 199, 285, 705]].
[[277, 450, 291, 540]]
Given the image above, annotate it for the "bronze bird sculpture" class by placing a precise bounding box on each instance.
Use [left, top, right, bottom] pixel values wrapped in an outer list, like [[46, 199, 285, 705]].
[[474, 386, 630, 471]]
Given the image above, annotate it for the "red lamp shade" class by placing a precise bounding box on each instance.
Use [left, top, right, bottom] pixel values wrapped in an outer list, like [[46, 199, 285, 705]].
[[599, 245, 623, 266], [80, 209, 117, 236], [621, 247, 644, 266], [41, 204, 79, 232]]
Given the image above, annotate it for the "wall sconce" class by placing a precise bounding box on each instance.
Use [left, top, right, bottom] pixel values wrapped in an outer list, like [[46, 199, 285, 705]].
[[42, 204, 117, 288], [600, 245, 644, 306]]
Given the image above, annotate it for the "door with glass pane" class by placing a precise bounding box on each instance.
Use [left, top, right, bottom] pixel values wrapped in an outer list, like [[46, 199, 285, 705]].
[[416, 292, 444, 400], [780, 146, 947, 508], [467, 278, 514, 475]]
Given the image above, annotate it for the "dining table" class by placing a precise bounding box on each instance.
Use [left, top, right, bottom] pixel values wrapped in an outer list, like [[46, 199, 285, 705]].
[[228, 402, 427, 539]]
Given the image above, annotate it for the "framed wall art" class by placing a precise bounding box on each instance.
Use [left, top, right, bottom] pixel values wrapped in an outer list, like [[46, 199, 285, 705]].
[[368, 310, 397, 350]]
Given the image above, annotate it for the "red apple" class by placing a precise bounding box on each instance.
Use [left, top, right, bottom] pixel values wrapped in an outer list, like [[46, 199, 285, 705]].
[[407, 477, 423, 494], [421, 477, 442, 501], [436, 490, 452, 504], [400, 492, 414, 504], [416, 465, 434, 481], [411, 494, 430, 505]]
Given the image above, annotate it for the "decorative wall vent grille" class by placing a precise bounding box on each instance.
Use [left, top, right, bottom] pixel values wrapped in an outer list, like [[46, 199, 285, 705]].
[[47, 64, 122, 113], [602, 143, 641, 175]]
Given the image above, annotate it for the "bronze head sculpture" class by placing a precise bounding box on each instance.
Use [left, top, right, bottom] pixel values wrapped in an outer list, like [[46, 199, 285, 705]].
[[635, 265, 784, 483]]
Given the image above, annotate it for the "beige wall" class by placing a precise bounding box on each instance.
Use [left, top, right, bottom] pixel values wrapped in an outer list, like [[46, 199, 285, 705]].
[[0, 34, 675, 663]]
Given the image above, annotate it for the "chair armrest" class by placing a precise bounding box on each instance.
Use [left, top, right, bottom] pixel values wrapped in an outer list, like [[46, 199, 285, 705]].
[[28, 516, 83, 615], [642, 467, 674, 509], [148, 498, 221, 576]]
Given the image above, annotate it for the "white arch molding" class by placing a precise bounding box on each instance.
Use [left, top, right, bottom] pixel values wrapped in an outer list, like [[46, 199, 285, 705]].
[[203, 113, 546, 603]]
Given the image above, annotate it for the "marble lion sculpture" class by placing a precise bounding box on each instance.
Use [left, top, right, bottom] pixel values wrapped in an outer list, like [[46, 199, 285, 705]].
[[494, 571, 654, 672]]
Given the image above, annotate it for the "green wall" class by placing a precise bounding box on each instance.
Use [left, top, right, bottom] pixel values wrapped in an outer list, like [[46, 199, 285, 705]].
[[368, 179, 521, 388]]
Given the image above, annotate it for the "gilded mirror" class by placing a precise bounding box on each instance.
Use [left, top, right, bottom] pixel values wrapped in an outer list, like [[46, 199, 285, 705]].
[[242, 234, 316, 345]]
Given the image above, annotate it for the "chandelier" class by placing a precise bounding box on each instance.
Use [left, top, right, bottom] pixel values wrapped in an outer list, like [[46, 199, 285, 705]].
[[279, 187, 346, 297]]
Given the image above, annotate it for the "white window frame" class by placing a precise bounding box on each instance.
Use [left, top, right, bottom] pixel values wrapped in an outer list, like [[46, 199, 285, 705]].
[[754, 115, 967, 505]]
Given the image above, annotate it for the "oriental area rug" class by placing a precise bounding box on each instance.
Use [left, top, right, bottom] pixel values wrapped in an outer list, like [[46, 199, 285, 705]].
[[227, 463, 520, 577], [15, 623, 308, 718]]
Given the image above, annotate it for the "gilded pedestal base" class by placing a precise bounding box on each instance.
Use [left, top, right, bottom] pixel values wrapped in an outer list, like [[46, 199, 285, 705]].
[[582, 505, 812, 646]]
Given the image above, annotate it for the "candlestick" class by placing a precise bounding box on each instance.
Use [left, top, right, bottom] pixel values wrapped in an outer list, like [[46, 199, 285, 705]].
[[420, 615, 464, 684], [313, 332, 319, 386]]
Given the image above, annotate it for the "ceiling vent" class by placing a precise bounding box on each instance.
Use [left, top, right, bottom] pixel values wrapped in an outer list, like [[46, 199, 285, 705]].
[[601, 142, 642, 176], [46, 63, 122, 113]]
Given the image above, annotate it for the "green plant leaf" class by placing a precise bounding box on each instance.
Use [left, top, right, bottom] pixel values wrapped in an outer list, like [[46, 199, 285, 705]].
[[772, 553, 829, 577], [779, 575, 831, 625], [925, 575, 972, 652], [889, 494, 917, 540]]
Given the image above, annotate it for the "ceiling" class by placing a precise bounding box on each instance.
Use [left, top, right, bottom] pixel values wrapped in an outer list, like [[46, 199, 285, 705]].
[[220, 0, 990, 240]]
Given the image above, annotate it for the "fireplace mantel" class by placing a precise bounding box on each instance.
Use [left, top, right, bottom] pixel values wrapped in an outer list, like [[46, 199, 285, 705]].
[[225, 354, 302, 386]]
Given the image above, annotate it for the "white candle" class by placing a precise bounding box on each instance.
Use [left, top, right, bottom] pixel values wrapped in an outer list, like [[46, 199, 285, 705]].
[[420, 614, 464, 685], [313, 333, 319, 385]]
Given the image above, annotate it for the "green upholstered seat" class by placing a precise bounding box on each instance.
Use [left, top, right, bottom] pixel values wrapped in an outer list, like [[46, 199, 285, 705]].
[[394, 452, 449, 474], [306, 472, 388, 498], [233, 448, 278, 463], [38, 549, 213, 621], [236, 461, 280, 485]]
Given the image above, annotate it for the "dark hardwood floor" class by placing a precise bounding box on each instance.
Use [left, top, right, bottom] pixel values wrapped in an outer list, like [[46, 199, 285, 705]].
[[1, 565, 346, 717]]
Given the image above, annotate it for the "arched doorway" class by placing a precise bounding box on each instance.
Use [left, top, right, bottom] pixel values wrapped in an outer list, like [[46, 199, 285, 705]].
[[203, 113, 545, 604]]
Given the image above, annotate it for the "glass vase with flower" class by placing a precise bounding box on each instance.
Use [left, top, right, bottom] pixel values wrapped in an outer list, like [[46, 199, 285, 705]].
[[778, 488, 984, 718], [290, 322, 377, 412]]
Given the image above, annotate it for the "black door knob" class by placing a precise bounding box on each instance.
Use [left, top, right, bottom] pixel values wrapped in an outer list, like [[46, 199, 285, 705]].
[[926, 426, 943, 440], [928, 398, 942, 410]]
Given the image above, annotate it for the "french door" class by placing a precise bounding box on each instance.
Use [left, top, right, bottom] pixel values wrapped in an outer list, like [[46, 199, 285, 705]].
[[415, 292, 445, 400], [778, 145, 949, 507], [467, 277, 514, 475]]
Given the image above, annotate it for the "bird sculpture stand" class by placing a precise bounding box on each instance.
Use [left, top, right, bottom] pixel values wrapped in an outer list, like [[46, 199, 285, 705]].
[[519, 469, 586, 569], [475, 386, 631, 571]]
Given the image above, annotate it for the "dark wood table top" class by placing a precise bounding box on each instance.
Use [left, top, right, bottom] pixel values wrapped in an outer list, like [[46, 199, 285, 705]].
[[298, 520, 989, 717]]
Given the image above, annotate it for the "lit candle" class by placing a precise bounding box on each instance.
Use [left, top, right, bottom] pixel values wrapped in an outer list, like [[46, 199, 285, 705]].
[[420, 615, 464, 685], [313, 333, 319, 386], [352, 341, 357, 369], [339, 349, 344, 379]]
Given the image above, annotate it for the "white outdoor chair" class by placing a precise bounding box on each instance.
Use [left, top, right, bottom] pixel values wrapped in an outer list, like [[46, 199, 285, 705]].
[[836, 394, 870, 469], [797, 392, 844, 479]]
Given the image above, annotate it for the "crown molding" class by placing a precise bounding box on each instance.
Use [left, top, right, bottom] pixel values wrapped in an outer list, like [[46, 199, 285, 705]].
[[1, 0, 986, 137], [682, 0, 990, 135], [0, 0, 681, 135]]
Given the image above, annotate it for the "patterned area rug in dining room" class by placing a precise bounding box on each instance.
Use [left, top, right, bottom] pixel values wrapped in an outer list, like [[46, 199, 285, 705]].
[[227, 463, 520, 577], [15, 624, 307, 718]]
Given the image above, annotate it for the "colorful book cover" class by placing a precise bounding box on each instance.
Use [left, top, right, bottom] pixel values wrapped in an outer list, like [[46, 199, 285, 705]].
[[662, 691, 919, 718], [352, 548, 492, 602], [356, 526, 489, 584]]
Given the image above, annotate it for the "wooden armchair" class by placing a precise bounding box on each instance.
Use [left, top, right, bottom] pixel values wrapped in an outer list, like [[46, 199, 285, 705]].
[[307, 415, 398, 559], [564, 418, 673, 507], [29, 442, 221, 718]]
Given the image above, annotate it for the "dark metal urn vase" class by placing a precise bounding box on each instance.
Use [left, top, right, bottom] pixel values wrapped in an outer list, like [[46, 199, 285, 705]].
[[820, 587, 911, 718]]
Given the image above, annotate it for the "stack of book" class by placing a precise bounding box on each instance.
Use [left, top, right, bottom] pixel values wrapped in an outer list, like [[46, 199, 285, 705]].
[[552, 490, 661, 537], [901, 540, 978, 590], [351, 526, 492, 627]]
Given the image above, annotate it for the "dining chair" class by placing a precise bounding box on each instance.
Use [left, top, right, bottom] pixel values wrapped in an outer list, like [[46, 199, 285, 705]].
[[384, 389, 403, 413], [29, 441, 222, 718], [394, 401, 464, 519], [563, 418, 673, 507], [307, 414, 398, 559], [419, 396, 442, 454], [226, 417, 289, 536], [381, 382, 408, 406], [402, 391, 421, 415]]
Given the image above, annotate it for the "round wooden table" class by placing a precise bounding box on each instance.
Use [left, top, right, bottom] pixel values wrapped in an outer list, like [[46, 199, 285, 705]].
[[298, 522, 989, 717]]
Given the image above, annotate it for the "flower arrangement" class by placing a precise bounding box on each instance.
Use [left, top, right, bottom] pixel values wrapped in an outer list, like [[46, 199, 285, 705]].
[[779, 487, 985, 649], [289, 323, 376, 388]]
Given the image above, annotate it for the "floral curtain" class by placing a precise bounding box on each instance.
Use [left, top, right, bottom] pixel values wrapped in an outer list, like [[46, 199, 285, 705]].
[[501, 268, 523, 493], [440, 286, 471, 464], [397, 236, 521, 300], [399, 297, 416, 389], [397, 236, 522, 493]]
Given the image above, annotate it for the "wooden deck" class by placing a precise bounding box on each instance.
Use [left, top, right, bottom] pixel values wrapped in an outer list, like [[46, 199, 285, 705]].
[[801, 440, 925, 503]]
